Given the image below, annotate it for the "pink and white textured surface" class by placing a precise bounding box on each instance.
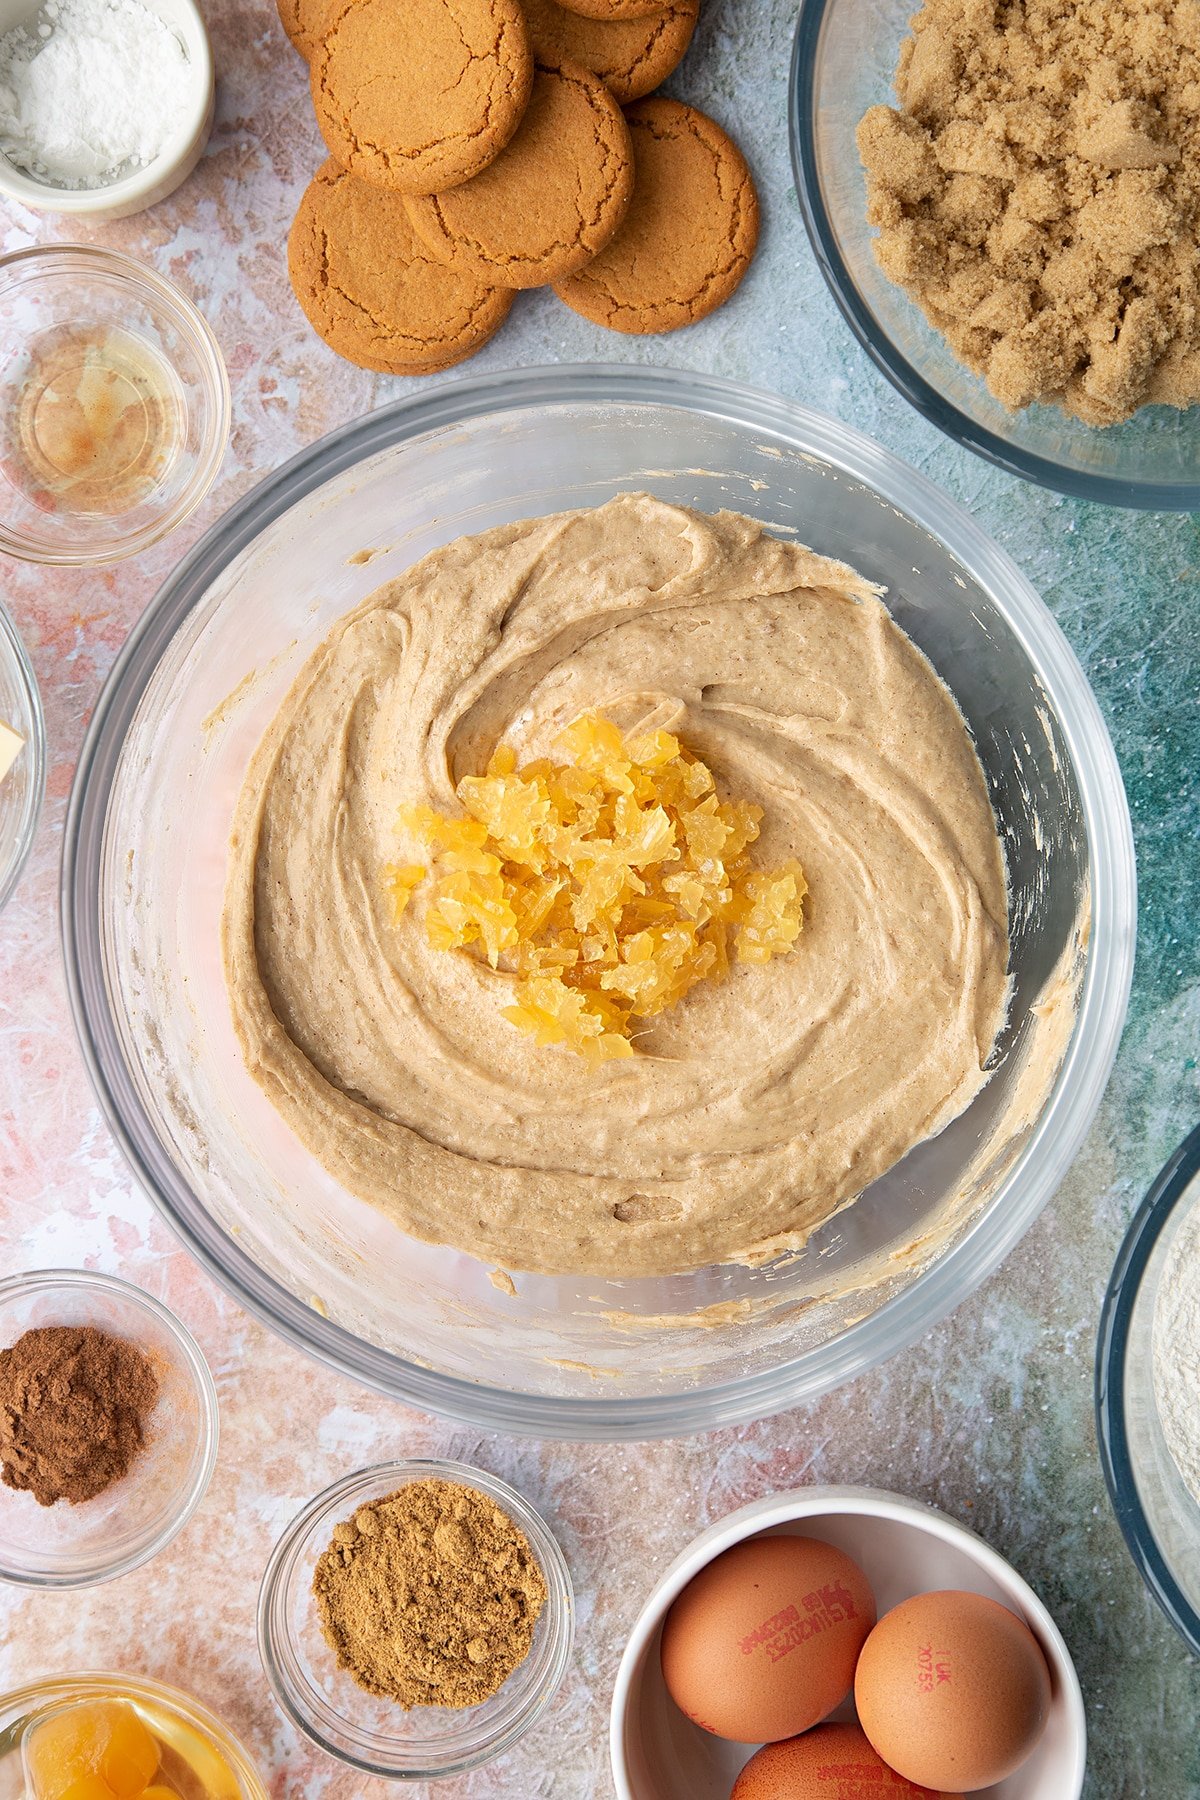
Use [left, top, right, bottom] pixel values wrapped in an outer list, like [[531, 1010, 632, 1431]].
[[2, 0, 1200, 1794]]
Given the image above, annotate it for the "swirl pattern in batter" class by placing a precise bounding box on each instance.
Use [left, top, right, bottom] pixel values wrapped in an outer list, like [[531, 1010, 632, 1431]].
[[223, 493, 1010, 1277]]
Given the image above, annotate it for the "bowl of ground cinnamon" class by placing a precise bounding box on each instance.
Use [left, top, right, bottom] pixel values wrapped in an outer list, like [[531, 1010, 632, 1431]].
[[0, 1269, 218, 1587], [257, 1459, 574, 1778]]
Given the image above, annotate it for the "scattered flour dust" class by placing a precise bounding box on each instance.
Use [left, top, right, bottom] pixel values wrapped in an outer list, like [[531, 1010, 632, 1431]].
[[1152, 1179, 1200, 1505], [0, 0, 193, 188]]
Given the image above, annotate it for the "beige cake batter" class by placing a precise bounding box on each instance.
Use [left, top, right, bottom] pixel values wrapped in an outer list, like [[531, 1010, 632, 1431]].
[[223, 494, 1009, 1278]]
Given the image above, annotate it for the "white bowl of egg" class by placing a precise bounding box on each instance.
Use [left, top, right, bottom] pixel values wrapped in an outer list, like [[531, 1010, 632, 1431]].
[[610, 1485, 1086, 1800]]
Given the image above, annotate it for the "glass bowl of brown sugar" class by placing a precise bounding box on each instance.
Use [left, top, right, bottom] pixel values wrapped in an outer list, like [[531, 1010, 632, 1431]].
[[790, 0, 1200, 507], [0, 1268, 219, 1588], [258, 1458, 575, 1780]]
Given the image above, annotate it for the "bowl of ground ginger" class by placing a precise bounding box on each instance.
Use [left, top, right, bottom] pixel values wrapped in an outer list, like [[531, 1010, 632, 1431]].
[[790, 0, 1200, 507], [257, 1458, 574, 1778]]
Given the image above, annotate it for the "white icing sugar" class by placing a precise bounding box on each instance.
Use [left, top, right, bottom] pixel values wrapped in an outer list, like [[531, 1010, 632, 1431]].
[[0, 0, 193, 189]]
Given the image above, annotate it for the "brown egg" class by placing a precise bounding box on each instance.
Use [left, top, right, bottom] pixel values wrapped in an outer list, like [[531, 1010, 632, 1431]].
[[730, 1723, 965, 1798], [854, 1589, 1052, 1792], [660, 1534, 876, 1743]]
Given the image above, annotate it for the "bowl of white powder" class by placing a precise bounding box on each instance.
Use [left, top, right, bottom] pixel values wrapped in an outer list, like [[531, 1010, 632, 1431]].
[[0, 0, 212, 219], [1097, 1123, 1200, 1653]]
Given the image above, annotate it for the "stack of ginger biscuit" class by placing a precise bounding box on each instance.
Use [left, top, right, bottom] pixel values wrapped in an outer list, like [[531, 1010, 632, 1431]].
[[283, 0, 759, 373]]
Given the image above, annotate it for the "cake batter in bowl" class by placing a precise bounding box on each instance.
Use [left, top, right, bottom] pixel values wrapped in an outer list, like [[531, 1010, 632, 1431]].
[[63, 365, 1135, 1438]]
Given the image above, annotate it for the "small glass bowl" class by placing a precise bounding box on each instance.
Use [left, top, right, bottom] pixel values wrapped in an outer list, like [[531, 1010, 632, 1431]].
[[1096, 1124, 1200, 1652], [0, 245, 230, 566], [0, 1269, 219, 1588], [0, 1672, 269, 1799], [0, 597, 45, 910], [258, 1458, 575, 1780]]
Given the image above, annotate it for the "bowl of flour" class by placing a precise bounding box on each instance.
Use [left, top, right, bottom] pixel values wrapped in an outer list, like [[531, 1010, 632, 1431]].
[[1096, 1122, 1200, 1653], [0, 0, 212, 218]]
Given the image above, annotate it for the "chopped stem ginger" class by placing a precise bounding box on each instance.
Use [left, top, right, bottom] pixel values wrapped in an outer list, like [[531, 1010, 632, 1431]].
[[385, 712, 807, 1062]]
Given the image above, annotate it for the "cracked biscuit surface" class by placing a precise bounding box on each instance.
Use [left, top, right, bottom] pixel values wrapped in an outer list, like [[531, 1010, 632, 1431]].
[[277, 0, 328, 59], [311, 0, 533, 194], [555, 0, 663, 23], [288, 161, 513, 372], [404, 60, 634, 287], [518, 0, 697, 104], [554, 97, 758, 332]]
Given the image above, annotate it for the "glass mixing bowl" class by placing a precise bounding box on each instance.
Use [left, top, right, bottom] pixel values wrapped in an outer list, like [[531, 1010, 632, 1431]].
[[62, 366, 1136, 1439], [789, 0, 1200, 509], [1096, 1125, 1200, 1653]]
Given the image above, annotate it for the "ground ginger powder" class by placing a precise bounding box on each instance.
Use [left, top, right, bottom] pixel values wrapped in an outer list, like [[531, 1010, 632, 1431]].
[[312, 1479, 548, 1710], [857, 0, 1200, 423]]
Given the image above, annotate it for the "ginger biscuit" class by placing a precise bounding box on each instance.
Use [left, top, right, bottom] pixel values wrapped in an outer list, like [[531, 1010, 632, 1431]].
[[288, 161, 513, 373], [518, 0, 697, 104], [554, 97, 757, 332], [555, 0, 663, 23], [276, 0, 327, 59], [311, 0, 534, 195], [404, 60, 634, 288]]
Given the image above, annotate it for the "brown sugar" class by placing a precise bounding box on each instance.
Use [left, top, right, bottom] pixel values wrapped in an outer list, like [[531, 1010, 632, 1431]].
[[857, 0, 1200, 424], [0, 1324, 159, 1506], [312, 1479, 548, 1709]]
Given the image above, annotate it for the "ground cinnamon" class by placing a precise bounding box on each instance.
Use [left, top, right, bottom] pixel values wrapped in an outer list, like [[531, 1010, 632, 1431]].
[[313, 1478, 548, 1710], [0, 1324, 159, 1506]]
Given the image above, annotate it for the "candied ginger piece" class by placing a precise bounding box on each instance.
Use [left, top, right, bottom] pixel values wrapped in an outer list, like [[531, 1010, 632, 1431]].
[[25, 1701, 159, 1800], [735, 861, 808, 964], [383, 863, 426, 921], [458, 770, 552, 865], [680, 756, 714, 799], [487, 742, 518, 777], [627, 726, 680, 769], [503, 975, 633, 1063], [397, 804, 488, 856], [426, 870, 518, 966], [387, 710, 808, 1059]]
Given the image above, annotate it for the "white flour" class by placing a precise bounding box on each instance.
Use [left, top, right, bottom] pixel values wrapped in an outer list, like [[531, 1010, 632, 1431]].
[[1152, 1180, 1200, 1505], [0, 0, 192, 189]]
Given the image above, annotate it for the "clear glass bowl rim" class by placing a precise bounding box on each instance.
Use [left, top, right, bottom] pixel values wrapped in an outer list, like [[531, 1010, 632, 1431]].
[[256, 1457, 575, 1779], [0, 243, 232, 567], [787, 10, 1200, 511], [1095, 1122, 1200, 1653], [61, 362, 1137, 1441], [0, 1267, 220, 1588], [0, 1670, 269, 1799], [0, 595, 46, 911]]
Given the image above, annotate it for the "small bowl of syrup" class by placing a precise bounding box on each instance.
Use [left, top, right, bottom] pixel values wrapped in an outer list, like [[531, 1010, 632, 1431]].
[[0, 243, 229, 565]]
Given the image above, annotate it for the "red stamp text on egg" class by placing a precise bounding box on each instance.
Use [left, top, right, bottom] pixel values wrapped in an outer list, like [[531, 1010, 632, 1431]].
[[740, 1580, 859, 1661], [916, 1642, 954, 1691]]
